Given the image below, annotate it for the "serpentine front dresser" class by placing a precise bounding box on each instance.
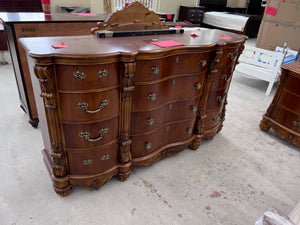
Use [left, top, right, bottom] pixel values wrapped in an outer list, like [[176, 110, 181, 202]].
[[20, 3, 246, 196]]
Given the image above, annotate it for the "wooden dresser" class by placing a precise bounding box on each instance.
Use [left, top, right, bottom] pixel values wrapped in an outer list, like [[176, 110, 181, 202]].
[[260, 62, 300, 147], [20, 3, 246, 196]]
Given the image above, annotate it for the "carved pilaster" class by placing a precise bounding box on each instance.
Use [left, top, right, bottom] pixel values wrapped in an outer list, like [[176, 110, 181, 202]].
[[119, 62, 135, 166], [34, 65, 67, 177]]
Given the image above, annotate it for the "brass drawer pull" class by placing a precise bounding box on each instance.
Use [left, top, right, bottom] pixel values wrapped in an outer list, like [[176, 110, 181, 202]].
[[212, 117, 221, 122], [79, 128, 109, 142], [146, 118, 154, 126], [221, 74, 228, 81], [77, 99, 109, 114], [293, 121, 300, 127], [186, 127, 192, 134], [73, 71, 86, 79], [97, 69, 108, 78], [217, 94, 227, 103], [101, 154, 110, 160], [199, 59, 207, 67], [194, 83, 202, 90], [144, 142, 151, 150], [166, 126, 170, 132], [169, 104, 173, 109], [150, 66, 159, 75], [171, 80, 176, 86], [82, 159, 93, 165], [228, 53, 233, 61], [190, 105, 197, 112], [147, 93, 156, 101], [176, 56, 179, 63]]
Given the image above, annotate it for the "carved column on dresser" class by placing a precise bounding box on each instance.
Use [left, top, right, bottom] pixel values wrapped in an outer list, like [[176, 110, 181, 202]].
[[118, 60, 136, 181], [33, 64, 70, 196]]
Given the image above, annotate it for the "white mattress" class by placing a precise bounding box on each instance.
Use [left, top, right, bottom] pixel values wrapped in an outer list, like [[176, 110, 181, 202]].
[[203, 11, 249, 32]]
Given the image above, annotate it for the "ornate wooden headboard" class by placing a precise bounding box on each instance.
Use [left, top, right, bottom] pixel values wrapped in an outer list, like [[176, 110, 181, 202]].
[[91, 2, 168, 34]]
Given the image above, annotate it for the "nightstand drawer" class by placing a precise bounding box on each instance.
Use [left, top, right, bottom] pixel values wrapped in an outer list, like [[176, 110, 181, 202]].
[[67, 142, 119, 175], [284, 74, 300, 95], [132, 75, 205, 111], [131, 96, 200, 134], [271, 106, 300, 132], [59, 88, 119, 122], [278, 90, 300, 113], [63, 116, 119, 149], [56, 62, 119, 91], [131, 118, 196, 158], [135, 52, 210, 83]]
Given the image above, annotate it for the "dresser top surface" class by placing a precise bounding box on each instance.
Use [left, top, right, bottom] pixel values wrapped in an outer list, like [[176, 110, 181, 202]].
[[19, 29, 247, 59], [281, 62, 300, 75]]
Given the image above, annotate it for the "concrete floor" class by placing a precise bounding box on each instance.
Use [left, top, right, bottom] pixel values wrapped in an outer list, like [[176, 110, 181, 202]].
[[0, 41, 300, 225]]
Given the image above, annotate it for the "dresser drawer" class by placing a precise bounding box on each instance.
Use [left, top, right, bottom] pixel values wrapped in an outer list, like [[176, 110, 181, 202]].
[[131, 119, 196, 158], [204, 108, 223, 130], [134, 52, 210, 83], [278, 90, 300, 113], [213, 48, 238, 68], [210, 67, 233, 90], [206, 88, 227, 110], [59, 88, 119, 122], [67, 142, 119, 175], [271, 106, 300, 132], [284, 74, 300, 95], [56, 62, 119, 91], [132, 75, 205, 111], [63, 116, 119, 149], [131, 96, 200, 134]]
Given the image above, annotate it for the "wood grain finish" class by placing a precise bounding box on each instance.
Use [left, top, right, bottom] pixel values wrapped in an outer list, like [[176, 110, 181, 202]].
[[20, 3, 246, 195], [260, 62, 300, 147]]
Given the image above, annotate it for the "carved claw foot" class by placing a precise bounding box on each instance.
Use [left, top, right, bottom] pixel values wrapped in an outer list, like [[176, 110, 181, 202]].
[[117, 171, 131, 182], [54, 186, 72, 197], [259, 117, 271, 132]]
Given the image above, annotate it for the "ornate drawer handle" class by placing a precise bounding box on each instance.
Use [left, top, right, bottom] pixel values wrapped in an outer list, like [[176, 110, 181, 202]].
[[176, 56, 179, 63], [190, 105, 197, 112], [217, 94, 227, 103], [73, 71, 86, 79], [221, 74, 229, 81], [228, 53, 233, 61], [186, 127, 192, 134], [166, 126, 170, 132], [101, 154, 110, 160], [150, 66, 159, 75], [144, 142, 152, 150], [171, 80, 176, 86], [77, 100, 109, 113], [199, 59, 207, 67], [97, 69, 108, 78], [194, 83, 202, 90], [79, 128, 109, 142], [147, 93, 156, 101], [212, 117, 221, 122], [146, 118, 154, 126], [169, 104, 173, 109], [293, 121, 300, 127], [82, 159, 93, 165]]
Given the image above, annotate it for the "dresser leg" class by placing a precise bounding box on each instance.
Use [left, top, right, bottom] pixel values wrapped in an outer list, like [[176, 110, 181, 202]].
[[53, 185, 73, 197], [189, 135, 202, 150], [117, 162, 132, 182], [259, 117, 271, 132], [29, 118, 39, 128]]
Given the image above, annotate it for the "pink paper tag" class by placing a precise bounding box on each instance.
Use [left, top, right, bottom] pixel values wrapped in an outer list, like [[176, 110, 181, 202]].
[[190, 33, 199, 37], [167, 14, 172, 20], [266, 6, 277, 16], [150, 40, 184, 48], [51, 42, 68, 49], [125, 3, 129, 7], [72, 13, 95, 16], [175, 25, 183, 28], [220, 35, 230, 40]]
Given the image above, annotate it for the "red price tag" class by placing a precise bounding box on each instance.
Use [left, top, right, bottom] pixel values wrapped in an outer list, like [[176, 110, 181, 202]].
[[266, 6, 277, 16], [51, 42, 68, 49]]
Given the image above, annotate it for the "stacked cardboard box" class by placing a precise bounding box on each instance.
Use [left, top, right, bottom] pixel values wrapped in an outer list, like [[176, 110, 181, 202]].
[[256, 0, 300, 51]]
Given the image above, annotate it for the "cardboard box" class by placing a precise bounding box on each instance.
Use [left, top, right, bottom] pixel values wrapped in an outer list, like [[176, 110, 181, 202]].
[[256, 0, 300, 50]]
